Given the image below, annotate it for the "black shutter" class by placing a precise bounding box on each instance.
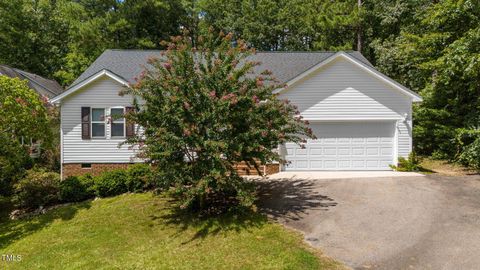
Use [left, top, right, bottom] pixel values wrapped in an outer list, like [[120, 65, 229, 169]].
[[81, 107, 90, 140], [125, 106, 135, 138]]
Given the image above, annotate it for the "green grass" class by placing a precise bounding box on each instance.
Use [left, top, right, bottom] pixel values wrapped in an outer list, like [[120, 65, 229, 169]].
[[0, 193, 342, 270], [420, 157, 478, 176]]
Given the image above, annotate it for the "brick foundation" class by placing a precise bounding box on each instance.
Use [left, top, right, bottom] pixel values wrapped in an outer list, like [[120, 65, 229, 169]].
[[63, 162, 280, 179], [264, 164, 280, 175], [234, 162, 280, 176], [63, 163, 132, 178]]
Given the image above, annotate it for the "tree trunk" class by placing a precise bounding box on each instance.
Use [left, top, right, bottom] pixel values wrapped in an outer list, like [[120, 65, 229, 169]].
[[357, 0, 362, 52]]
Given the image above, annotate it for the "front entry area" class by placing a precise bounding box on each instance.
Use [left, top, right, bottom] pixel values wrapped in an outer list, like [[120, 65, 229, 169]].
[[283, 122, 395, 171]]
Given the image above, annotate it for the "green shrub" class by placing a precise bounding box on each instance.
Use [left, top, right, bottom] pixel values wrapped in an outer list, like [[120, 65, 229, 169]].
[[126, 164, 155, 192], [0, 134, 32, 196], [13, 169, 60, 209], [94, 170, 128, 197], [79, 174, 96, 196], [458, 138, 480, 170], [390, 151, 421, 172], [59, 175, 95, 202]]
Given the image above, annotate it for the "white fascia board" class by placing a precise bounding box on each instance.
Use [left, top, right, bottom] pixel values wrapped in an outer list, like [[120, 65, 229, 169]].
[[273, 52, 423, 103], [50, 69, 129, 104], [304, 117, 404, 122]]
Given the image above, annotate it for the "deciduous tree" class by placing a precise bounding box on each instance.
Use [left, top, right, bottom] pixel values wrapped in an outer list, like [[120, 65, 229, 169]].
[[125, 31, 314, 211]]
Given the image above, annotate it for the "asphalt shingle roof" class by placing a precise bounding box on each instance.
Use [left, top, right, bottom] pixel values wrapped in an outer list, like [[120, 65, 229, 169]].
[[72, 50, 372, 88], [0, 65, 64, 98]]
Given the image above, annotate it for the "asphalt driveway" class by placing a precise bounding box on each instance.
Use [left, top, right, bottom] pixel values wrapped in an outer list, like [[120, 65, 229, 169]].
[[257, 173, 480, 270]]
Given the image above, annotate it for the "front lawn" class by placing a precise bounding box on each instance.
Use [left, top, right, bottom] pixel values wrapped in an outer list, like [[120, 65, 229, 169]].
[[0, 193, 342, 269], [420, 158, 478, 176]]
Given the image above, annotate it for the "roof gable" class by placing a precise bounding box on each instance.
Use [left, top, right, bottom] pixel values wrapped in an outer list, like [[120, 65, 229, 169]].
[[274, 52, 422, 102], [50, 69, 128, 104]]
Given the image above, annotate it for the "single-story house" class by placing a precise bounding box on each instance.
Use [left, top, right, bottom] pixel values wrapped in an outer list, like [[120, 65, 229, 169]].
[[50, 50, 422, 178]]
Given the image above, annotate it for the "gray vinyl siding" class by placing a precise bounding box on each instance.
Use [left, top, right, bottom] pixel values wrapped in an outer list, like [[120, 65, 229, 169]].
[[278, 57, 413, 159], [61, 77, 139, 163]]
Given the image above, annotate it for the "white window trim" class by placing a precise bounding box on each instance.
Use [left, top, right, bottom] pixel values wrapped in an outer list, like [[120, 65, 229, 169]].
[[91, 108, 106, 139], [110, 107, 126, 138]]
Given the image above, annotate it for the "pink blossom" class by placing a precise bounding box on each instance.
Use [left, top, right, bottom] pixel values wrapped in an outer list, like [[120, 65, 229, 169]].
[[164, 62, 172, 70], [261, 131, 268, 137], [221, 93, 236, 101], [252, 95, 260, 103], [209, 91, 216, 98], [41, 95, 49, 104], [256, 80, 264, 87], [15, 97, 26, 106]]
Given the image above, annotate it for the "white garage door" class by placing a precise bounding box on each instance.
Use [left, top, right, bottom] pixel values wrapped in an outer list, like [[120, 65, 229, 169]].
[[284, 122, 395, 171]]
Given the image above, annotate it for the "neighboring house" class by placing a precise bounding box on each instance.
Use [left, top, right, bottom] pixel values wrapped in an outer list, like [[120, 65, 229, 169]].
[[0, 65, 64, 99], [51, 49, 422, 178], [1, 65, 64, 158]]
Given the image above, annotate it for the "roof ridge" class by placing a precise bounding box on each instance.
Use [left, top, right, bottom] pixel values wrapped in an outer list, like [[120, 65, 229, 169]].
[[104, 49, 359, 54]]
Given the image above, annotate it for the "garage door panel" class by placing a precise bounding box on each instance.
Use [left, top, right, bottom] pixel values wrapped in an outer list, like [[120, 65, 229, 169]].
[[381, 137, 393, 143], [324, 147, 336, 156], [338, 160, 350, 168], [324, 160, 337, 169], [366, 147, 379, 156], [381, 147, 393, 155], [324, 138, 337, 144], [338, 147, 350, 156], [366, 160, 379, 168], [284, 122, 394, 171], [296, 160, 308, 169], [352, 147, 365, 155], [310, 148, 323, 155], [352, 138, 365, 143], [310, 160, 322, 168], [296, 148, 307, 155], [352, 160, 366, 168]]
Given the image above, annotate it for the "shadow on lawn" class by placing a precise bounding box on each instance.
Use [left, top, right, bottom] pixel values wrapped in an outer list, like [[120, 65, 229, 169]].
[[153, 178, 336, 243], [0, 201, 91, 249], [256, 178, 337, 221], [153, 197, 268, 245]]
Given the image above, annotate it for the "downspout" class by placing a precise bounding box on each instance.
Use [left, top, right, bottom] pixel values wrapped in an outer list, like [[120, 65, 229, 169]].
[[59, 103, 64, 180]]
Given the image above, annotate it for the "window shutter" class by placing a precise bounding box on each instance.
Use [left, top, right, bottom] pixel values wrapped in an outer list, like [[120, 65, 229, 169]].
[[81, 107, 91, 139], [125, 106, 135, 138]]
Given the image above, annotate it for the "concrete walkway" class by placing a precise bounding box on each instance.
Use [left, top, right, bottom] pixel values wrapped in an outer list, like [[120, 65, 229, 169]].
[[269, 171, 424, 179], [257, 174, 480, 270]]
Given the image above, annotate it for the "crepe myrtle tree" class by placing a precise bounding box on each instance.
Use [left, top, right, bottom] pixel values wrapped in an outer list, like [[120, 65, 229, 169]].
[[0, 76, 52, 195], [124, 31, 314, 211]]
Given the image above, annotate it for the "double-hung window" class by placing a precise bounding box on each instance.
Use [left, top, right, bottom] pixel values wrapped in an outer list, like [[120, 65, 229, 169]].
[[110, 108, 125, 137], [91, 108, 106, 138]]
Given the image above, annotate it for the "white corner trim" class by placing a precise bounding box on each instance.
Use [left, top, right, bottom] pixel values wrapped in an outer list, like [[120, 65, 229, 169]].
[[273, 51, 423, 103], [50, 69, 129, 104]]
